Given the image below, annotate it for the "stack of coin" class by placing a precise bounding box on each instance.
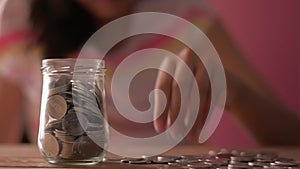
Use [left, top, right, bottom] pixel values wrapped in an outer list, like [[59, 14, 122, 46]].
[[40, 75, 106, 160]]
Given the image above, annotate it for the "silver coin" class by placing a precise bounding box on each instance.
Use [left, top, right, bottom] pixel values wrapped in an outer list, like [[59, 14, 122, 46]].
[[128, 160, 152, 164], [229, 150, 239, 156], [73, 82, 103, 112], [216, 153, 232, 159], [72, 83, 97, 102], [59, 142, 74, 159], [204, 159, 228, 167], [46, 95, 68, 120], [73, 106, 103, 122], [62, 110, 88, 136], [72, 96, 100, 115], [104, 157, 124, 162], [240, 151, 256, 157], [256, 152, 278, 159], [41, 133, 60, 158], [272, 161, 299, 167], [120, 158, 144, 163], [230, 155, 254, 162], [72, 81, 92, 91], [248, 161, 270, 167], [48, 84, 70, 96], [257, 158, 275, 163], [169, 163, 186, 168], [54, 129, 76, 143], [45, 119, 62, 131], [187, 162, 212, 169], [55, 75, 71, 87], [151, 155, 179, 164], [180, 155, 204, 160], [263, 166, 289, 169], [72, 87, 96, 101], [175, 159, 199, 164], [72, 136, 104, 159], [228, 163, 251, 169]]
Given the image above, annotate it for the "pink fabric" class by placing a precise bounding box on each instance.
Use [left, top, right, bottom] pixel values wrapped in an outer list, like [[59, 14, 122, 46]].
[[0, 29, 30, 51], [206, 0, 300, 147], [138, 7, 215, 50]]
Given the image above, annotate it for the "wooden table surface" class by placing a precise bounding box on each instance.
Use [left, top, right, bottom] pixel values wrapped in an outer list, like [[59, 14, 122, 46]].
[[0, 144, 300, 168]]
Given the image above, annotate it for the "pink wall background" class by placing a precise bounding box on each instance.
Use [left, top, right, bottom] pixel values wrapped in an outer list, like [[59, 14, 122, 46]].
[[205, 0, 300, 147]]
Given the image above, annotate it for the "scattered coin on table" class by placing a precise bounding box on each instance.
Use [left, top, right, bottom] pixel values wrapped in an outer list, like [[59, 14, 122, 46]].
[[105, 149, 300, 168]]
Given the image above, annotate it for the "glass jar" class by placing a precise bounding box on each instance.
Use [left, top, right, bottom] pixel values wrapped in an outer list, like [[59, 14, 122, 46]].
[[38, 59, 108, 165]]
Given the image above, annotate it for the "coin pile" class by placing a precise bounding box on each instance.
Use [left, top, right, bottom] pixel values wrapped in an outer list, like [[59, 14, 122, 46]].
[[40, 75, 106, 160], [105, 149, 300, 169]]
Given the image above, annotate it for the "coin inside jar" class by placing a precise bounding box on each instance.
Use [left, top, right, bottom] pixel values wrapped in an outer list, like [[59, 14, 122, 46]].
[[46, 95, 67, 120], [62, 110, 88, 136], [54, 75, 70, 87], [45, 119, 62, 131], [39, 59, 107, 164], [72, 136, 103, 159], [60, 142, 74, 159], [48, 84, 71, 96], [41, 133, 60, 158]]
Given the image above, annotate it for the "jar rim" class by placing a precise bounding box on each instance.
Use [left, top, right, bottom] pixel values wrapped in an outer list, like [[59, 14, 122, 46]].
[[41, 58, 105, 74], [42, 58, 105, 67]]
